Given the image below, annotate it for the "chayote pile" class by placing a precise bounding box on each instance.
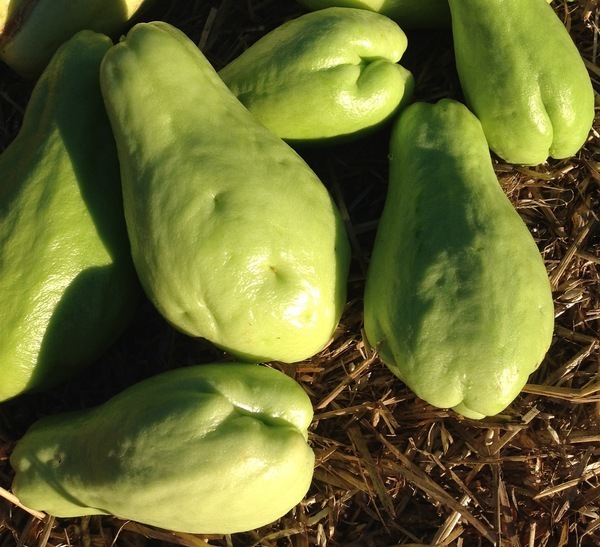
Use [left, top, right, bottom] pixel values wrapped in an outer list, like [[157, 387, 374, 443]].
[[0, 0, 594, 536]]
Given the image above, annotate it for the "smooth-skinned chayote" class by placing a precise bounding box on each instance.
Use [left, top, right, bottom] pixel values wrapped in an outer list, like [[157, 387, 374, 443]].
[[10, 363, 315, 533], [99, 21, 351, 364], [363, 99, 555, 419], [0, 0, 153, 78], [448, 0, 594, 165], [218, 7, 414, 144], [0, 30, 140, 403]]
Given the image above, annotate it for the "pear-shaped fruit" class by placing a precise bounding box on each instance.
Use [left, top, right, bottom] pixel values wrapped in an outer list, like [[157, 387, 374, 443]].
[[0, 0, 153, 78], [100, 21, 351, 364], [448, 0, 594, 165], [364, 99, 555, 419], [0, 30, 141, 403], [10, 363, 315, 533]]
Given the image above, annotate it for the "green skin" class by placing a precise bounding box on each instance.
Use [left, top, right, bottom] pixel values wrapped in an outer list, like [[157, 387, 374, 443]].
[[296, 0, 452, 29], [99, 22, 351, 364], [10, 363, 315, 534], [448, 0, 594, 166], [218, 7, 414, 144], [363, 99, 555, 420], [0, 31, 140, 403], [0, 0, 151, 78]]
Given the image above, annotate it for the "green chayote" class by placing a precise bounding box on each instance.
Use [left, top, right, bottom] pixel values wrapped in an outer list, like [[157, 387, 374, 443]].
[[448, 0, 595, 165], [364, 99, 555, 419], [10, 363, 315, 533], [0, 0, 153, 78], [0, 30, 140, 403], [219, 7, 414, 144], [99, 21, 351, 364]]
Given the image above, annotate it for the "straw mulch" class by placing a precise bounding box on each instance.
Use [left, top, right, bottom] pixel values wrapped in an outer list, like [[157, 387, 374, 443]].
[[1, 1, 599, 546]]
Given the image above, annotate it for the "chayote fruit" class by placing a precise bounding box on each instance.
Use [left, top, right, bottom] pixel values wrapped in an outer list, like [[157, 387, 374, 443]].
[[0, 30, 141, 403], [10, 363, 315, 534], [99, 21, 351, 364], [363, 99, 555, 420], [295, 0, 452, 29], [0, 0, 153, 78], [448, 0, 595, 165], [219, 7, 414, 145]]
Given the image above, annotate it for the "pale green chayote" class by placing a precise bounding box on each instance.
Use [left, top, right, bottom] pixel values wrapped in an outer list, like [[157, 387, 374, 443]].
[[219, 7, 414, 144], [10, 363, 316, 533], [364, 100, 555, 419], [0, 30, 140, 403], [99, 21, 351, 364], [448, 0, 594, 165]]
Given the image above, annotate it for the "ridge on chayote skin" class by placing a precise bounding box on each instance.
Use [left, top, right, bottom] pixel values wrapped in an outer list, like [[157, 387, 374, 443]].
[[0, 0, 153, 78], [219, 7, 414, 145], [448, 0, 594, 166], [295, 0, 555, 29], [10, 363, 315, 534], [99, 21, 351, 364], [363, 99, 555, 420], [0, 30, 141, 403]]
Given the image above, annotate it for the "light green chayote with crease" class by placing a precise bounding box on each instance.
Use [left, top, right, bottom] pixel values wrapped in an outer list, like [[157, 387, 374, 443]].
[[219, 7, 414, 144], [448, 0, 594, 165], [99, 21, 351, 364], [364, 99, 555, 420], [10, 363, 316, 533]]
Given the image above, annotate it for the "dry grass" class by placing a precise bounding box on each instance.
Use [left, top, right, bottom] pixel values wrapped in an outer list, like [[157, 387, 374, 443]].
[[1, 1, 600, 546]]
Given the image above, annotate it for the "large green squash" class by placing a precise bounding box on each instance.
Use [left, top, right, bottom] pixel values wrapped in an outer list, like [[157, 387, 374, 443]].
[[0, 31, 140, 403], [363, 99, 555, 419], [448, 0, 594, 165], [99, 21, 350, 364], [219, 7, 414, 145], [10, 363, 315, 533]]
